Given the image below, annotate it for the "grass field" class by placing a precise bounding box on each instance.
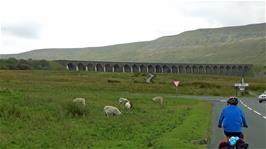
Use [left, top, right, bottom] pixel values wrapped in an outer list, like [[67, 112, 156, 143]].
[[0, 70, 265, 148]]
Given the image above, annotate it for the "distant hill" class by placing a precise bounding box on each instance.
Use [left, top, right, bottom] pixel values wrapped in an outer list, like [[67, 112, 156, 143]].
[[1, 23, 265, 65]]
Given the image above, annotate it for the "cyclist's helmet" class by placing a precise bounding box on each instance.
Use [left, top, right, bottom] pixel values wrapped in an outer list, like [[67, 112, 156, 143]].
[[227, 96, 238, 105]]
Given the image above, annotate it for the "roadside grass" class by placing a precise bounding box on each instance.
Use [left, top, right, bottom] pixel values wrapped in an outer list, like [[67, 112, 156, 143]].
[[0, 70, 265, 148], [0, 89, 210, 148]]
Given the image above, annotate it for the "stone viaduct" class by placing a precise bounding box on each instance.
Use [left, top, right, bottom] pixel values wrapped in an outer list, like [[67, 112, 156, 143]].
[[56, 60, 252, 76]]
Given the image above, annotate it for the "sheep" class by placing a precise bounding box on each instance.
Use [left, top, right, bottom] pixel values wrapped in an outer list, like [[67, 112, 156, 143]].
[[118, 97, 129, 104], [73, 97, 86, 106], [68, 97, 86, 116], [119, 97, 133, 110], [124, 101, 133, 110], [104, 106, 122, 117], [152, 96, 164, 107]]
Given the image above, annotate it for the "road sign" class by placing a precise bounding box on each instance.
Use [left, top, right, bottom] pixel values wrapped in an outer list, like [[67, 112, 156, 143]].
[[239, 86, 245, 92], [234, 77, 249, 95], [234, 83, 249, 87], [173, 80, 180, 87]]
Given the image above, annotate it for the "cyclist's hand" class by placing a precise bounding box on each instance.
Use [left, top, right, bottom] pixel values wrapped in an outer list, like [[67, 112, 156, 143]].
[[218, 125, 222, 128], [243, 125, 248, 128]]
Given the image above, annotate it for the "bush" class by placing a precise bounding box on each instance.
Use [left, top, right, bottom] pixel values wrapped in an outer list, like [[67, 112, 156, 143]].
[[107, 79, 121, 83], [17, 63, 31, 70], [0, 58, 51, 70], [183, 81, 221, 89]]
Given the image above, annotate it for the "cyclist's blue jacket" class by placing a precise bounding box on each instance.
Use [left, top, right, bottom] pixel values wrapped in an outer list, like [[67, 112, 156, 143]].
[[218, 105, 247, 132]]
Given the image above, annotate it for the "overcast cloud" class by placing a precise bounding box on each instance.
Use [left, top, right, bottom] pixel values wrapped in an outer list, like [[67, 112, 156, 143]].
[[0, 0, 265, 54], [2, 22, 41, 39]]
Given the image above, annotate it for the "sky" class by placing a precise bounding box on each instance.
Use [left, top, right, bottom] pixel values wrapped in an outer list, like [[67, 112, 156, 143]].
[[0, 0, 265, 54]]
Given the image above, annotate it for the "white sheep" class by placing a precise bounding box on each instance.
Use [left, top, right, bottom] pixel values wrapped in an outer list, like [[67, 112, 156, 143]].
[[118, 97, 129, 104], [152, 96, 164, 107], [73, 97, 86, 106], [124, 101, 133, 110], [69, 97, 86, 116], [119, 97, 133, 110], [104, 106, 122, 117]]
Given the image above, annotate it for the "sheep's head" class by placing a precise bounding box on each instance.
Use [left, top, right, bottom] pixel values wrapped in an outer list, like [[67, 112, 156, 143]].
[[125, 102, 131, 109], [73, 98, 86, 106], [117, 110, 122, 115], [119, 98, 128, 104]]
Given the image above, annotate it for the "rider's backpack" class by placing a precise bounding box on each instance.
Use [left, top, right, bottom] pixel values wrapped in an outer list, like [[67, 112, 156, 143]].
[[218, 138, 249, 149]]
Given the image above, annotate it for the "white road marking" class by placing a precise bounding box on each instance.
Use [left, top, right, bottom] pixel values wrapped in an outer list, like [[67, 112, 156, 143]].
[[253, 111, 262, 116], [220, 99, 227, 103], [243, 104, 248, 107], [239, 99, 266, 121]]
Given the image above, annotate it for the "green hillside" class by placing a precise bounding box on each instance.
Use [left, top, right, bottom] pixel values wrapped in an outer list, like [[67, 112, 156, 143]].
[[1, 23, 265, 65]]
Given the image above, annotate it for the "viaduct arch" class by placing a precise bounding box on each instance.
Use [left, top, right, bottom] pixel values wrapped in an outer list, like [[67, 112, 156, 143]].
[[56, 60, 252, 76]]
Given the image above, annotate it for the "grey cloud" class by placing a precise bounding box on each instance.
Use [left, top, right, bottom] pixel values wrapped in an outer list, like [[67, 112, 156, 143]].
[[1, 22, 41, 39]]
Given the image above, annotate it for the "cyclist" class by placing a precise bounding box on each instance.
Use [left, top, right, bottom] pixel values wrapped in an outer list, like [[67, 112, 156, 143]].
[[218, 96, 248, 139]]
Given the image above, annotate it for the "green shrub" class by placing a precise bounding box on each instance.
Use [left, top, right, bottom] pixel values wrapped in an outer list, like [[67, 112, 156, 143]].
[[107, 79, 121, 83], [0, 58, 53, 70]]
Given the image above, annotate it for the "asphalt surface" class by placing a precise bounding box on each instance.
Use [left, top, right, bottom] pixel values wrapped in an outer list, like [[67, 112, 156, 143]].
[[177, 95, 266, 149]]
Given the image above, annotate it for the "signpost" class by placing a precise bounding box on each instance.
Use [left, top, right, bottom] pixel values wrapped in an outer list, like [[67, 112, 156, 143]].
[[234, 77, 248, 96], [173, 80, 180, 95]]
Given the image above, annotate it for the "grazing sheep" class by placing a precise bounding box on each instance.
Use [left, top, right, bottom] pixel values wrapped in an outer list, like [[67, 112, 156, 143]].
[[152, 96, 164, 107], [68, 97, 86, 116], [119, 97, 133, 110], [73, 97, 86, 106], [104, 106, 122, 117], [119, 97, 129, 104], [124, 101, 133, 110]]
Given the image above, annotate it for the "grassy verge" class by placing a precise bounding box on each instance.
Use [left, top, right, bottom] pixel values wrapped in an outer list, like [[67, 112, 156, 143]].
[[0, 89, 211, 148]]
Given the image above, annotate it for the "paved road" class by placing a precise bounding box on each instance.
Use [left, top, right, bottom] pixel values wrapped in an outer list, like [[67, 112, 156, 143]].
[[177, 95, 266, 149], [237, 98, 266, 149]]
